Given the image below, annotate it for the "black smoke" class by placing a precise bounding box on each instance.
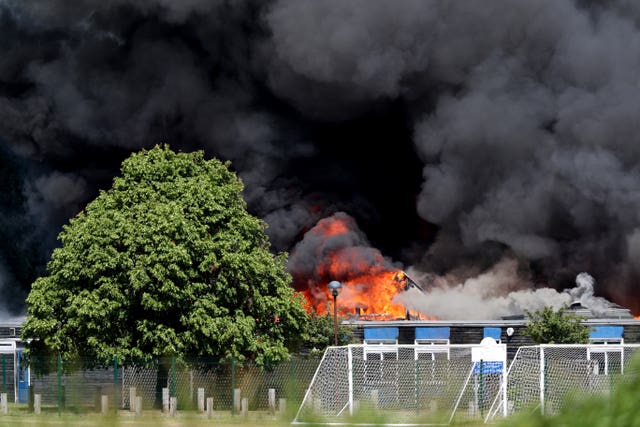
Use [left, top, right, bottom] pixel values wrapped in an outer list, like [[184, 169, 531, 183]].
[[1, 0, 640, 316]]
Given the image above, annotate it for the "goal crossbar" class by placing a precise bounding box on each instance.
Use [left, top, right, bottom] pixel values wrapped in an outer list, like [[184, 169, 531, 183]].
[[293, 342, 507, 426], [295, 343, 640, 426]]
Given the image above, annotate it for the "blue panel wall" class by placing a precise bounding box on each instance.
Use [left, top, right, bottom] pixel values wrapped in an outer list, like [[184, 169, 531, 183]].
[[364, 327, 399, 340], [415, 327, 450, 340], [590, 326, 623, 339], [483, 327, 502, 340]]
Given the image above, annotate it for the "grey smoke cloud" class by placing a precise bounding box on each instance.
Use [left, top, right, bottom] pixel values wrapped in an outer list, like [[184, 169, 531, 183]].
[[8, 0, 230, 27], [26, 172, 88, 212], [2, 0, 640, 316], [265, 0, 640, 311], [24, 172, 89, 252], [393, 261, 613, 320]]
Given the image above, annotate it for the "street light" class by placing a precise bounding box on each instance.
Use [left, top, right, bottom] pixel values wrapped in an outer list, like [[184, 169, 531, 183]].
[[328, 281, 343, 346]]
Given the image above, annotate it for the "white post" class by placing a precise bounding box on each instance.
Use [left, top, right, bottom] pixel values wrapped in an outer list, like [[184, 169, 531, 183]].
[[34, 394, 41, 414], [135, 396, 142, 416], [101, 395, 109, 415], [241, 397, 248, 417], [233, 388, 241, 414], [129, 387, 136, 412], [502, 350, 508, 417], [468, 400, 476, 417], [169, 396, 177, 417], [348, 345, 354, 416], [197, 387, 205, 412], [539, 346, 545, 415], [206, 397, 213, 418], [0, 393, 7, 414], [278, 398, 286, 415], [162, 388, 169, 413], [268, 388, 276, 415], [371, 389, 379, 410], [292, 348, 330, 423]]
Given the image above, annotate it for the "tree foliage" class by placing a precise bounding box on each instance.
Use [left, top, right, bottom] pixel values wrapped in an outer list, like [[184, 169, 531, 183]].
[[23, 145, 308, 368], [522, 306, 590, 344], [299, 313, 354, 355]]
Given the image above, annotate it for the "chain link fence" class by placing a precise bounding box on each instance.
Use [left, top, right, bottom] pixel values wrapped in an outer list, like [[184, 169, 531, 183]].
[[14, 344, 640, 422], [295, 344, 640, 425], [294, 344, 507, 425], [22, 356, 321, 413]]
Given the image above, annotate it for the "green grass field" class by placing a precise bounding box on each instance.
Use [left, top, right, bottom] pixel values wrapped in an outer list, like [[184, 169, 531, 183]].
[[0, 407, 496, 427], [0, 411, 294, 427], [0, 414, 488, 427]]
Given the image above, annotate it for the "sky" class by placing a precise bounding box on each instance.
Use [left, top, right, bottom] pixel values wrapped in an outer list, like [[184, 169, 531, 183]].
[[2, 0, 640, 317]]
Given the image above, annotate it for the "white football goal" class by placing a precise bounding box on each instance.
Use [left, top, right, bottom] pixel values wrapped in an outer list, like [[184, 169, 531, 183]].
[[293, 341, 507, 425], [294, 342, 640, 425], [485, 343, 640, 422]]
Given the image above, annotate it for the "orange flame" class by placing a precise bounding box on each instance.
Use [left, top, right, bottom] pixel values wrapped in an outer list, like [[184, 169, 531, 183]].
[[292, 213, 428, 320], [309, 266, 408, 318]]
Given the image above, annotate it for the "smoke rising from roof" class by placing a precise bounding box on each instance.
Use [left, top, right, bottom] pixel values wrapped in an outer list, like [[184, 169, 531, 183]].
[[1, 1, 640, 316], [393, 261, 616, 320]]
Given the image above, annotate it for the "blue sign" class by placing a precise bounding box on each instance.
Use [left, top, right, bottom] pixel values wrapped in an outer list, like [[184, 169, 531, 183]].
[[16, 350, 29, 404], [472, 361, 503, 375]]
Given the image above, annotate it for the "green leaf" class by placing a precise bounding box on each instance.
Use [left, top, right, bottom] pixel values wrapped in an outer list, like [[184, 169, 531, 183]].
[[22, 145, 309, 370]]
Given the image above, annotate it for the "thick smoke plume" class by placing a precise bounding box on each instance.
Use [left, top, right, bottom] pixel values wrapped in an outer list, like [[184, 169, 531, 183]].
[[393, 260, 614, 320], [2, 0, 640, 316]]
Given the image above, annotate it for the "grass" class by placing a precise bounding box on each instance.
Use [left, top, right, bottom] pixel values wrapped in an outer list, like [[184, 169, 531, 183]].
[[0, 403, 490, 427], [0, 413, 488, 427], [0, 410, 295, 426]]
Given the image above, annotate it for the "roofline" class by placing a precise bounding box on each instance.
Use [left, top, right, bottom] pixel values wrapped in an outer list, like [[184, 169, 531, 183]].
[[344, 318, 640, 327]]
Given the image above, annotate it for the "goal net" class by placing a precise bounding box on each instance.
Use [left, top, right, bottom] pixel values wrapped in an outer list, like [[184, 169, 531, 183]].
[[485, 344, 640, 421], [293, 343, 507, 425]]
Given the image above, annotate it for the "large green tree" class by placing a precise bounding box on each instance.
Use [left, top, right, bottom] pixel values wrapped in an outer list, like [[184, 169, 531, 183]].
[[23, 145, 308, 368], [522, 306, 591, 344]]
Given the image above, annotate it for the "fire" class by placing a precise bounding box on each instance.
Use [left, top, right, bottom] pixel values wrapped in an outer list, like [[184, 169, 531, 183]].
[[316, 216, 350, 237], [313, 269, 408, 319], [290, 212, 429, 320]]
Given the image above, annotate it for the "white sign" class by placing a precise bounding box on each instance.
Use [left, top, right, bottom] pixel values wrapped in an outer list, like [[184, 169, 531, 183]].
[[471, 338, 506, 362]]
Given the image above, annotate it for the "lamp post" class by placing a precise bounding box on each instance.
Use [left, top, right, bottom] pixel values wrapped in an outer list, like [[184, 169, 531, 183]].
[[328, 281, 342, 346]]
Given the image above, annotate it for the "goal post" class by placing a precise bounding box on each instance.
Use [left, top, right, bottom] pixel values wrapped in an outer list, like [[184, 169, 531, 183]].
[[485, 343, 640, 422], [296, 343, 640, 425], [293, 342, 507, 425]]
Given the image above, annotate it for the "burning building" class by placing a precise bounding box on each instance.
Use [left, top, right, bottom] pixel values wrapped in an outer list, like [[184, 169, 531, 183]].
[[288, 213, 640, 357], [288, 212, 412, 320], [289, 212, 636, 321]]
